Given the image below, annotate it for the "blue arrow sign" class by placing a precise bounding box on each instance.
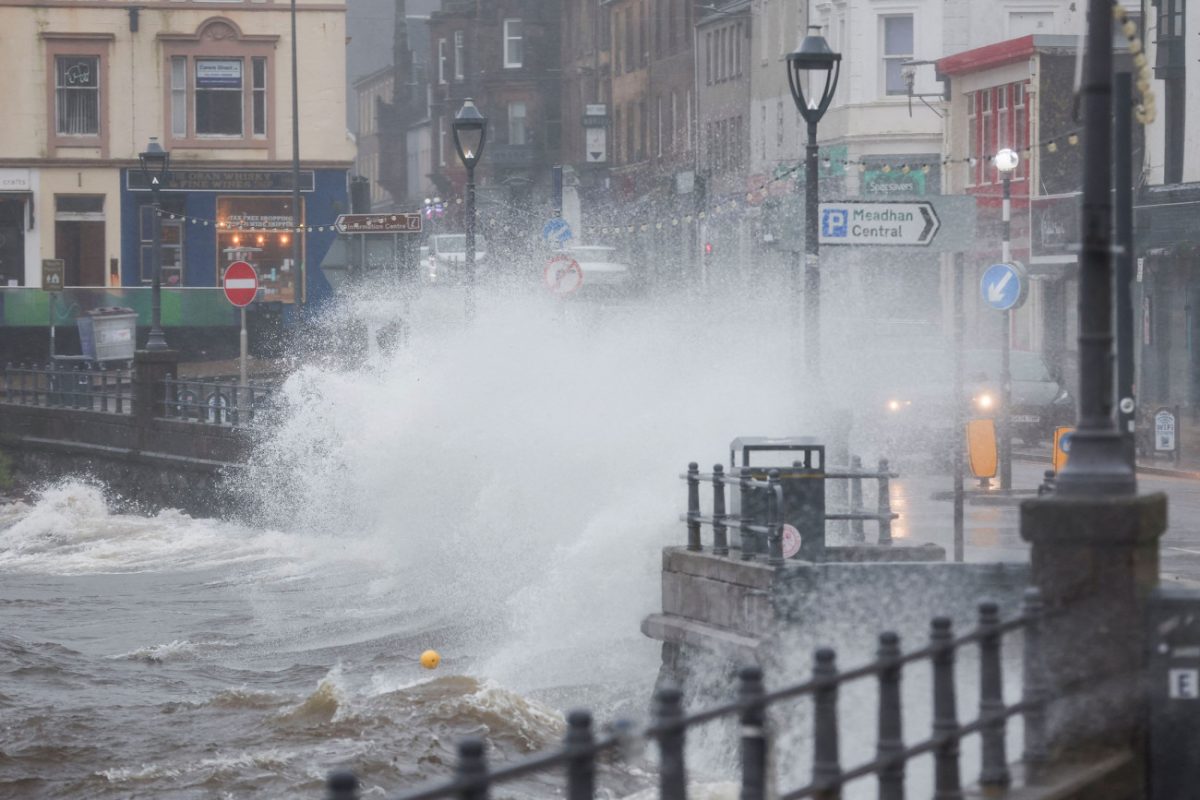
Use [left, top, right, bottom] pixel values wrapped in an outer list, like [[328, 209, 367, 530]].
[[542, 217, 573, 245], [980, 262, 1024, 311], [1059, 432, 1072, 454]]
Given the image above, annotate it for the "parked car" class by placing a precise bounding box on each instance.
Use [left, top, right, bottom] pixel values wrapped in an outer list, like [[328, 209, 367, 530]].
[[426, 234, 488, 284], [857, 348, 1072, 457], [558, 245, 638, 297]]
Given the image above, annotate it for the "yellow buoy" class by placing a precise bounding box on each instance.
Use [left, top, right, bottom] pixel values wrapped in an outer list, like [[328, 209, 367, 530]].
[[420, 649, 441, 670]]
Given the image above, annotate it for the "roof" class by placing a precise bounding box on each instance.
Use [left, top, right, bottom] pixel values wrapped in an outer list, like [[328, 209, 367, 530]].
[[937, 34, 1081, 77]]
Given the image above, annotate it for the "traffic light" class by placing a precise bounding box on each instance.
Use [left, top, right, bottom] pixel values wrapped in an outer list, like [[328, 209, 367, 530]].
[[704, 242, 714, 255]]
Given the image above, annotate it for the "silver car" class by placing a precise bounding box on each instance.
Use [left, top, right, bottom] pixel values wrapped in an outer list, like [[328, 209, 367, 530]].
[[560, 245, 637, 295]]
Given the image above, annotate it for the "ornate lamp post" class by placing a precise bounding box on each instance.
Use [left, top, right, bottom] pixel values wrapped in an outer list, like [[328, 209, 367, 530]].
[[451, 98, 488, 319], [993, 147, 1019, 491], [138, 137, 171, 351], [786, 26, 841, 379]]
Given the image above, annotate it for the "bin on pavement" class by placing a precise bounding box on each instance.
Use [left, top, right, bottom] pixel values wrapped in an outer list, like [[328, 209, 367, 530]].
[[76, 307, 137, 362], [728, 436, 826, 560]]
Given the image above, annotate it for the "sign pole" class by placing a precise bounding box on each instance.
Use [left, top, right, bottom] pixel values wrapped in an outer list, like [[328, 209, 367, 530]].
[[49, 291, 56, 359], [953, 252, 965, 561], [240, 306, 248, 388]]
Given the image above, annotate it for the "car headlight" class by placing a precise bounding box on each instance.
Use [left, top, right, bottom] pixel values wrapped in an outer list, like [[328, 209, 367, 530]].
[[975, 393, 995, 410], [886, 399, 911, 412]]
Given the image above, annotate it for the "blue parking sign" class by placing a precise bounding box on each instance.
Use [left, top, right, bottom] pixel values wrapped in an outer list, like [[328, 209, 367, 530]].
[[821, 207, 848, 238]]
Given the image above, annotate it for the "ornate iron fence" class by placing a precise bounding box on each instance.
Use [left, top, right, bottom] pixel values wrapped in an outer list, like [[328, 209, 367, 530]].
[[2, 362, 133, 414], [160, 375, 275, 427], [322, 591, 1046, 800]]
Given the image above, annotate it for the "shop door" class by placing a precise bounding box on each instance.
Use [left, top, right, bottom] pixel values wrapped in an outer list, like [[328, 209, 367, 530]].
[[0, 197, 25, 286], [55, 195, 106, 286]]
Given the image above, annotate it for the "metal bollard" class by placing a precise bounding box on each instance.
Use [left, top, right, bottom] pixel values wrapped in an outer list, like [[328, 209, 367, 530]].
[[931, 617, 963, 800], [850, 455, 865, 543], [766, 469, 784, 566], [1038, 469, 1056, 497], [1021, 588, 1048, 782], [877, 458, 893, 545], [978, 601, 1010, 789], [740, 471, 755, 561], [812, 648, 842, 799], [324, 770, 360, 800], [654, 683, 687, 800], [564, 709, 595, 800], [712, 464, 729, 556], [738, 666, 767, 800], [686, 462, 702, 552], [876, 631, 904, 800], [456, 738, 490, 800]]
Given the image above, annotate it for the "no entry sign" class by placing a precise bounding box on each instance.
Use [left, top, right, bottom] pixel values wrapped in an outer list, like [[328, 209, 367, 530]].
[[544, 254, 583, 295], [223, 261, 259, 307]]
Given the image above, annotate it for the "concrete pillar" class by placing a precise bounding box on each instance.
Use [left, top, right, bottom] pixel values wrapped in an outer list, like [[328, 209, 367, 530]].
[[1020, 492, 1167, 758]]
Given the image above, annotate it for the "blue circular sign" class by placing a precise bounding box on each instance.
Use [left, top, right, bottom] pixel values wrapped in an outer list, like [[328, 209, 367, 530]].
[[980, 262, 1026, 311], [1059, 432, 1072, 453], [541, 217, 573, 245]]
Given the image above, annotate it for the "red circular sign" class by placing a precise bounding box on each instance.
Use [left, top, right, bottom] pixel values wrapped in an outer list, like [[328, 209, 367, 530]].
[[223, 261, 259, 307], [543, 254, 583, 296]]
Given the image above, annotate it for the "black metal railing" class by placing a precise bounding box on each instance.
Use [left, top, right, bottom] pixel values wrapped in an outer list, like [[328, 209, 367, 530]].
[[322, 590, 1048, 800], [680, 458, 899, 564], [2, 362, 133, 414], [160, 375, 275, 426]]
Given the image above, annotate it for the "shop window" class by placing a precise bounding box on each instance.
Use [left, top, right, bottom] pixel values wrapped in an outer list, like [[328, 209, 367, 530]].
[[216, 196, 303, 304], [55, 56, 100, 135], [139, 199, 185, 286]]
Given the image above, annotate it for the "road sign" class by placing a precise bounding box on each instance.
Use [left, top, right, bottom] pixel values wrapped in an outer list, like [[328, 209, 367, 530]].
[[781, 524, 801, 559], [542, 217, 574, 245], [980, 262, 1028, 311], [1156, 408, 1177, 452], [41, 259, 64, 292], [544, 254, 583, 295], [223, 261, 259, 307], [333, 213, 422, 234], [818, 201, 941, 246], [585, 127, 607, 163], [1053, 427, 1074, 473], [966, 418, 998, 479]]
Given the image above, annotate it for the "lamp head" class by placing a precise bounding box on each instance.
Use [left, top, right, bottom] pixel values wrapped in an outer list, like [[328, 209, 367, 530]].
[[993, 148, 1020, 174], [138, 137, 171, 186], [786, 26, 842, 125], [452, 98, 488, 169]]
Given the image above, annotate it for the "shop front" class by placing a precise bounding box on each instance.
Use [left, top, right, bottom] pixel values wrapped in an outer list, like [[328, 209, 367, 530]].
[[0, 168, 35, 287]]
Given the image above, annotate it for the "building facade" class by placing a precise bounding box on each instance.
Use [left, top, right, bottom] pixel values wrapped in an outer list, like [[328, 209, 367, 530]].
[[0, 1, 354, 332]]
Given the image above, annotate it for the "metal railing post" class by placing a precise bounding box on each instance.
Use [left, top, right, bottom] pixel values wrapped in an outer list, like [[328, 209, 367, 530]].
[[686, 462, 702, 551], [740, 470, 755, 561], [978, 601, 1010, 789], [931, 617, 963, 800], [324, 770, 360, 800], [738, 665, 767, 800], [712, 464, 729, 556], [1021, 588, 1048, 782], [876, 631, 904, 800], [766, 468, 784, 566], [654, 684, 687, 800], [812, 648, 842, 799], [877, 458, 893, 545], [456, 738, 490, 800], [850, 455, 865, 543], [564, 709, 595, 800]]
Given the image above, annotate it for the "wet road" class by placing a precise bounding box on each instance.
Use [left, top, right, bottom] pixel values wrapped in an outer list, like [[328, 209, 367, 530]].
[[886, 459, 1200, 585]]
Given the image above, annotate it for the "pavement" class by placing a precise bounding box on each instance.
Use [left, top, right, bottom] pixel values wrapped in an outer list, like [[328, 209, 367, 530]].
[[1013, 441, 1200, 480]]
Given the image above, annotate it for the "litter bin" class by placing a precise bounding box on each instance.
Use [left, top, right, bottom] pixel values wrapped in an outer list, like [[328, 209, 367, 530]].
[[1149, 586, 1200, 799], [728, 436, 826, 560], [77, 307, 137, 362]]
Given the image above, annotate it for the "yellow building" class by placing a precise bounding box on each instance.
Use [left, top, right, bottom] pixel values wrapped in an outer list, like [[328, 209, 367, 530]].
[[0, 0, 354, 330]]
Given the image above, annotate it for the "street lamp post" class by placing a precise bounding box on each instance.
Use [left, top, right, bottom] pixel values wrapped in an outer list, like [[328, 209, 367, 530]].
[[451, 99, 488, 320], [138, 137, 171, 351], [993, 147, 1019, 491], [786, 27, 841, 380]]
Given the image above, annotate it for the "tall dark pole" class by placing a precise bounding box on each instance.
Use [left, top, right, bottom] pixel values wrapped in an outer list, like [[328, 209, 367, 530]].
[[999, 172, 1012, 490], [805, 120, 820, 378], [290, 0, 303, 307], [465, 164, 476, 319], [953, 253, 965, 561], [146, 179, 168, 351], [1114, 70, 1136, 467], [1054, 0, 1136, 495]]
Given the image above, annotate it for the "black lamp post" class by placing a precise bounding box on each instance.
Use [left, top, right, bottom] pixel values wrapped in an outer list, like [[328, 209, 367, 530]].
[[1053, 0, 1135, 495], [451, 98, 488, 319], [786, 26, 841, 379], [138, 136, 171, 351], [993, 147, 1019, 491]]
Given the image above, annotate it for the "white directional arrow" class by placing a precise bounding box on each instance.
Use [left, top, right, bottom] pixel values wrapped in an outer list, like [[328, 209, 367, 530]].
[[987, 270, 1014, 303]]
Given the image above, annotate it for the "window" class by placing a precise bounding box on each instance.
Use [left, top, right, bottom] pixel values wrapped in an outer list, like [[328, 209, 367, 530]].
[[252, 57, 266, 136], [454, 31, 464, 81], [438, 38, 447, 84], [55, 56, 99, 135], [170, 56, 187, 137], [1013, 83, 1027, 180], [966, 92, 977, 186], [437, 115, 446, 166], [997, 85, 1009, 150], [625, 12, 634, 72], [615, 12, 623, 73], [882, 15, 913, 96], [706, 32, 712, 85], [216, 196, 302, 304], [981, 89, 994, 184], [140, 201, 184, 286], [508, 102, 527, 145], [195, 59, 243, 135], [504, 19, 524, 68]]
